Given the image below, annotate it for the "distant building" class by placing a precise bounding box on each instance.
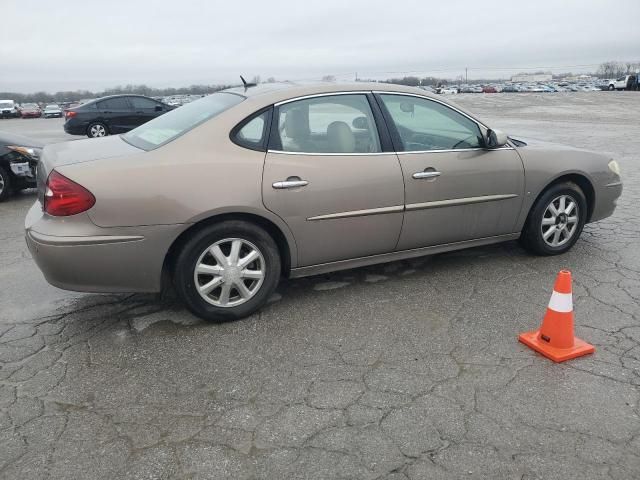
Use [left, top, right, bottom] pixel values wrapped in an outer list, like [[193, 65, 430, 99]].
[[562, 74, 596, 82], [511, 73, 552, 82]]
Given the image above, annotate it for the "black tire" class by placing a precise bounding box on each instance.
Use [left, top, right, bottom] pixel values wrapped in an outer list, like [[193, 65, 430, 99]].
[[520, 182, 587, 256], [608, 85, 615, 91], [87, 122, 109, 138], [173, 220, 281, 322], [0, 166, 12, 201]]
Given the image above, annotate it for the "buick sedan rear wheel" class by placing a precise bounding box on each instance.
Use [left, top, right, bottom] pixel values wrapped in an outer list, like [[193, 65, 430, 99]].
[[173, 221, 281, 322]]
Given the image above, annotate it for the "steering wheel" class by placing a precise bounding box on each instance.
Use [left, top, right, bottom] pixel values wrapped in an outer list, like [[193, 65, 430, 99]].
[[451, 135, 477, 149], [408, 133, 435, 150]]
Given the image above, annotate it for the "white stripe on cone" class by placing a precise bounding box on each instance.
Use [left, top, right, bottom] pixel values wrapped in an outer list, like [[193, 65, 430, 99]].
[[548, 291, 573, 313]]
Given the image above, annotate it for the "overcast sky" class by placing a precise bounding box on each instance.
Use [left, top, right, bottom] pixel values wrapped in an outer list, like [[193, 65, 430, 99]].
[[2, 0, 640, 93]]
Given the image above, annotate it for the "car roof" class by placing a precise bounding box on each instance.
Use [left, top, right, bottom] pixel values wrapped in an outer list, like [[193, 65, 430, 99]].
[[223, 81, 440, 104]]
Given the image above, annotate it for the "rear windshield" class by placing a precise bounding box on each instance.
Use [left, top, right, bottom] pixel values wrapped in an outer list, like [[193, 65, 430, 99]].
[[122, 92, 244, 150]]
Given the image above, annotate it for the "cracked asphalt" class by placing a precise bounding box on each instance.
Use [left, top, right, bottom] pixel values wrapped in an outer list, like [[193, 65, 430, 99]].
[[1, 92, 639, 479]]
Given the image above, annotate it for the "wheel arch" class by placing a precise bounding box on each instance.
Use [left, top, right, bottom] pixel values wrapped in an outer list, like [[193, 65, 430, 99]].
[[528, 172, 595, 224], [162, 211, 296, 286]]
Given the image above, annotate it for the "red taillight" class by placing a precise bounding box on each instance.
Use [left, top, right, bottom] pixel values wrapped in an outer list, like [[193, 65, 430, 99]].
[[44, 170, 95, 216], [64, 110, 77, 119]]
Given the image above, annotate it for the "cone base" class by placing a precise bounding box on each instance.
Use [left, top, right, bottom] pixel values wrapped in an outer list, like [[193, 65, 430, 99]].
[[518, 330, 595, 363]]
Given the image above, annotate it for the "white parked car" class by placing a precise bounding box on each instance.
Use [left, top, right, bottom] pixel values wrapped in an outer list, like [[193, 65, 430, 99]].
[[438, 86, 458, 94], [608, 76, 632, 91], [43, 104, 63, 118], [0, 100, 20, 118]]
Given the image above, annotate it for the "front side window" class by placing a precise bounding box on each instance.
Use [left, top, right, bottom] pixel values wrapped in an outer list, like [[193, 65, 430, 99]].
[[275, 94, 381, 154], [379, 94, 483, 151], [123, 92, 244, 150]]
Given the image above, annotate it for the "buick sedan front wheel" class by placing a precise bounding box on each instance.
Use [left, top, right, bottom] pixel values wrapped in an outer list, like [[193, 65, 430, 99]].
[[520, 182, 587, 256]]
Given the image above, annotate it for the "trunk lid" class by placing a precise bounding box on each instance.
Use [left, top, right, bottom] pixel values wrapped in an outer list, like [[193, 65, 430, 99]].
[[37, 135, 141, 203]]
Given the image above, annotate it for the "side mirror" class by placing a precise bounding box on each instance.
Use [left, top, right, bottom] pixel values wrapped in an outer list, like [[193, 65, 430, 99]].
[[399, 102, 414, 113], [486, 128, 508, 148], [155, 105, 163, 112]]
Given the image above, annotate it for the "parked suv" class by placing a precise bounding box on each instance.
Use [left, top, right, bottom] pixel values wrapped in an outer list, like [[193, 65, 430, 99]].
[[63, 94, 174, 138], [0, 100, 20, 118], [608, 75, 638, 91]]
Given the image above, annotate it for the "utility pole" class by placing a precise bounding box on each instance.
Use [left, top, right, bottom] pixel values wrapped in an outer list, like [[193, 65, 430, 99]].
[[465, 67, 468, 84], [355, 72, 358, 82]]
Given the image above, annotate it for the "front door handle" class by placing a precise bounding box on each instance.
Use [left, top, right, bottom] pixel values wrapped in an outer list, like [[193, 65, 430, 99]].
[[272, 177, 309, 189], [412, 170, 441, 179]]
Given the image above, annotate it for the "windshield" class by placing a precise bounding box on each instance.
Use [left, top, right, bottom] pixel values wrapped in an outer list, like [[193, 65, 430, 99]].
[[22, 103, 37, 108], [123, 92, 245, 150], [0, 101, 13, 108], [45, 104, 59, 109]]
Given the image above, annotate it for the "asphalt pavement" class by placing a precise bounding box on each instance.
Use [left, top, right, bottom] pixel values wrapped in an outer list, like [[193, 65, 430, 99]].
[[0, 92, 639, 479]]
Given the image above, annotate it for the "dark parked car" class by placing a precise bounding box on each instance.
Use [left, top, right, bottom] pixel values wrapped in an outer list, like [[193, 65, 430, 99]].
[[63, 94, 173, 138], [0, 131, 42, 201]]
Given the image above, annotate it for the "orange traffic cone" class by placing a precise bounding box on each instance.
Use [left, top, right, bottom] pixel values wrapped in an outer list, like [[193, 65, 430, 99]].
[[519, 270, 594, 362]]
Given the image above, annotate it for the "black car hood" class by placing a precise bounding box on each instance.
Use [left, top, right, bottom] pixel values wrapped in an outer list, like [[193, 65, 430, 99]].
[[0, 130, 44, 149]]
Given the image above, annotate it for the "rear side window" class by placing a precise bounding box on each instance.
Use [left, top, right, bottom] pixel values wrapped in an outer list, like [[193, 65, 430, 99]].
[[130, 97, 159, 109], [273, 94, 381, 154], [231, 109, 271, 151], [98, 97, 130, 110], [123, 92, 244, 150]]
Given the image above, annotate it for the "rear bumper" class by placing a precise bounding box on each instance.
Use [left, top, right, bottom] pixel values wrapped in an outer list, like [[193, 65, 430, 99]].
[[63, 120, 88, 135], [25, 202, 186, 293]]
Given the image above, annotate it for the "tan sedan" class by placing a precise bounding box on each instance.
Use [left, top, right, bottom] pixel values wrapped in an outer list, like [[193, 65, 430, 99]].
[[26, 83, 622, 321]]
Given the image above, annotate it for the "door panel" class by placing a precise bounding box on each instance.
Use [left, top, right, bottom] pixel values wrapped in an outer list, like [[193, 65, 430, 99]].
[[375, 92, 525, 250], [97, 97, 133, 133], [128, 96, 162, 127], [397, 148, 524, 250], [262, 152, 404, 266]]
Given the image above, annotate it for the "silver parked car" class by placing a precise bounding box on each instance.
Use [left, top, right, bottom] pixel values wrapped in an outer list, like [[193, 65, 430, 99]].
[[26, 83, 622, 321]]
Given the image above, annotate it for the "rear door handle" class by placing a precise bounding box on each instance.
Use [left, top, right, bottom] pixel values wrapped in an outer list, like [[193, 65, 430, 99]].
[[412, 171, 441, 179], [272, 177, 309, 189]]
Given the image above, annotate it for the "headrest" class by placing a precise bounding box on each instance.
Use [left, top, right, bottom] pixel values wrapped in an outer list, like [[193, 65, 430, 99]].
[[284, 108, 309, 140], [327, 121, 355, 153]]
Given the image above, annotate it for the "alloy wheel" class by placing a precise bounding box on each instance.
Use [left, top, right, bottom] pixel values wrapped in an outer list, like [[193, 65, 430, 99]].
[[540, 195, 579, 247], [0, 171, 5, 195], [193, 238, 265, 308], [89, 124, 107, 137]]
